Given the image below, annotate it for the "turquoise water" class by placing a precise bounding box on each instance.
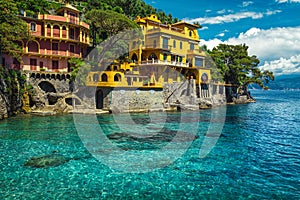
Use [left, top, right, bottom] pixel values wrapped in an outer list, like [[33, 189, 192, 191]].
[[0, 90, 299, 199]]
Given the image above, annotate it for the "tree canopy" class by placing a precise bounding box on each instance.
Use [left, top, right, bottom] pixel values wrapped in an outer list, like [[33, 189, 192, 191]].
[[85, 9, 139, 47], [209, 44, 274, 89], [0, 0, 30, 63]]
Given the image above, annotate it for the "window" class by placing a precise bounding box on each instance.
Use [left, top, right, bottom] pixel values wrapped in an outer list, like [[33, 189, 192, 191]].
[[114, 74, 121, 82], [162, 38, 169, 49], [28, 41, 39, 53], [52, 43, 58, 55], [46, 24, 51, 36], [30, 58, 37, 70], [69, 28, 75, 39], [30, 22, 36, 31], [93, 74, 99, 82], [153, 40, 156, 48], [39, 61, 43, 68], [180, 41, 183, 49], [53, 25, 60, 37], [163, 54, 167, 61], [52, 60, 59, 70], [101, 73, 108, 82], [173, 40, 176, 48], [195, 57, 203, 67], [189, 31, 193, 37], [70, 44, 75, 54], [190, 43, 194, 50], [179, 56, 183, 62]]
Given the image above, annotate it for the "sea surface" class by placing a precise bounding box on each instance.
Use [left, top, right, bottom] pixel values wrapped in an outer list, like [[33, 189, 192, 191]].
[[0, 90, 299, 199]]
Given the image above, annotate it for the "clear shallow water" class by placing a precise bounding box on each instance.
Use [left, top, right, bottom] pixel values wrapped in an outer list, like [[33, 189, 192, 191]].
[[0, 90, 299, 199]]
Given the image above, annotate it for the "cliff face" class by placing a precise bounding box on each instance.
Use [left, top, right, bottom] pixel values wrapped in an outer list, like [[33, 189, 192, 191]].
[[0, 67, 26, 120], [0, 88, 9, 119]]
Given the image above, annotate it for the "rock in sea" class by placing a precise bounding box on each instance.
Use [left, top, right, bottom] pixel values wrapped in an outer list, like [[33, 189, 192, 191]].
[[24, 154, 70, 168]]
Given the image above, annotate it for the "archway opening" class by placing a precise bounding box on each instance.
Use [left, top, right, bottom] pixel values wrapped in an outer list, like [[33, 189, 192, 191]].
[[38, 81, 56, 93], [101, 73, 108, 82], [96, 89, 104, 109], [131, 53, 138, 62], [114, 73, 121, 82]]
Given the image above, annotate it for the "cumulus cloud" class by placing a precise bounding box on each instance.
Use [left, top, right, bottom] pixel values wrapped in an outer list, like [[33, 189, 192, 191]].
[[276, 0, 300, 3], [186, 10, 281, 25], [201, 26, 300, 75], [260, 55, 300, 75]]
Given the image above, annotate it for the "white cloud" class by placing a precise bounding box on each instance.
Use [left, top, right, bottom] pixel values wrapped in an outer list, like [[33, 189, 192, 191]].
[[276, 0, 300, 3], [201, 26, 300, 75], [216, 33, 225, 37], [217, 9, 227, 14], [186, 10, 281, 25], [200, 26, 209, 30], [242, 1, 254, 7], [260, 55, 300, 75]]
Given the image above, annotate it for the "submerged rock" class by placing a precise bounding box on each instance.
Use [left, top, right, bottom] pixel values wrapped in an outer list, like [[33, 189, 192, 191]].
[[24, 154, 70, 168]]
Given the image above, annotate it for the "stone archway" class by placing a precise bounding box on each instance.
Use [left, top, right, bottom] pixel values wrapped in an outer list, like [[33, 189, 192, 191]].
[[38, 81, 56, 93]]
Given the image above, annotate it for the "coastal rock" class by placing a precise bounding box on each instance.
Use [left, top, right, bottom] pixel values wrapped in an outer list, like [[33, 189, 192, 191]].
[[232, 95, 256, 104]]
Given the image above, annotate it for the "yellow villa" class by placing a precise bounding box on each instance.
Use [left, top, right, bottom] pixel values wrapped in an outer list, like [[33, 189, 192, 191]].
[[85, 14, 226, 111]]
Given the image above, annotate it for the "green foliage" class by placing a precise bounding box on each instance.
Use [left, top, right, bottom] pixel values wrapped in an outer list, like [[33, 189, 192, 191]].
[[209, 44, 274, 89], [16, 0, 51, 14], [0, 0, 30, 61], [69, 58, 91, 86], [85, 9, 140, 46]]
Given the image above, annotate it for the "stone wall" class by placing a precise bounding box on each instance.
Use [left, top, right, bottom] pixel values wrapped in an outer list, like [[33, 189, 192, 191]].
[[110, 89, 164, 113]]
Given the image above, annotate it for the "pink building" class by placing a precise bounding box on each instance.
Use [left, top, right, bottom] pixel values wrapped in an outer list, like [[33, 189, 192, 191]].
[[3, 4, 90, 72]]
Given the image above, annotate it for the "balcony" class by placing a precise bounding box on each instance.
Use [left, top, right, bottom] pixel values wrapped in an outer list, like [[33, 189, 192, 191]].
[[187, 49, 205, 56]]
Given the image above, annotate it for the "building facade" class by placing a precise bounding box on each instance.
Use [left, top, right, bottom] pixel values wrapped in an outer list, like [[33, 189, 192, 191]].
[[84, 14, 226, 111], [3, 4, 90, 72]]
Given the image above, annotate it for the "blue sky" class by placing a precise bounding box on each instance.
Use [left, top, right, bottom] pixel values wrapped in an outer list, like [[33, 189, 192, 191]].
[[144, 0, 300, 76]]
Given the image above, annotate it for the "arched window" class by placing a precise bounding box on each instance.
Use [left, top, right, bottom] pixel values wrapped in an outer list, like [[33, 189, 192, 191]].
[[47, 24, 51, 36], [30, 22, 36, 32], [53, 25, 60, 37], [62, 26, 67, 38], [101, 73, 108, 82], [28, 41, 39, 53], [189, 31, 193, 37], [93, 74, 99, 82], [114, 73, 121, 82]]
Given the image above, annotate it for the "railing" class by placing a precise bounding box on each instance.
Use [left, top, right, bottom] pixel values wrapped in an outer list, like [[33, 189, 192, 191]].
[[140, 59, 190, 67]]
